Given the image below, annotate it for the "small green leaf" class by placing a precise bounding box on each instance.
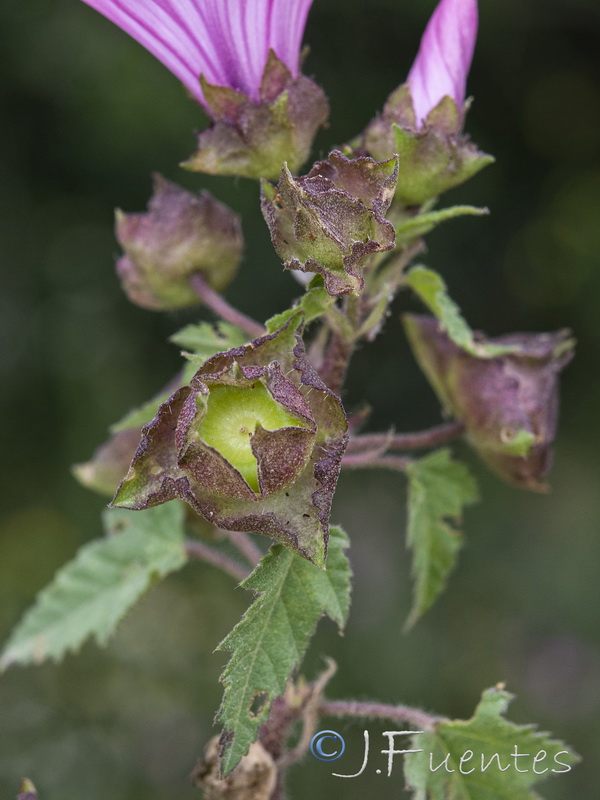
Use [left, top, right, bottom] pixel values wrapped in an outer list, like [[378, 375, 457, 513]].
[[170, 320, 247, 360], [405, 450, 478, 629], [404, 686, 580, 799], [265, 280, 335, 333], [406, 267, 519, 358], [216, 525, 351, 776], [396, 205, 488, 243], [0, 504, 187, 670]]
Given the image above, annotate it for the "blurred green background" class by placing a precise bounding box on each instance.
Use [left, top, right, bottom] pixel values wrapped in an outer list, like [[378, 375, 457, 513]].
[[1, 0, 599, 797]]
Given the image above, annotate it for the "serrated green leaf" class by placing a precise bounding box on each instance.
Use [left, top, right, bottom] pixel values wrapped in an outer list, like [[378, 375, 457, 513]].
[[404, 686, 580, 799], [216, 525, 351, 776], [0, 504, 187, 670], [265, 280, 335, 333], [396, 205, 488, 243], [406, 267, 519, 358], [405, 450, 478, 629], [169, 320, 247, 360]]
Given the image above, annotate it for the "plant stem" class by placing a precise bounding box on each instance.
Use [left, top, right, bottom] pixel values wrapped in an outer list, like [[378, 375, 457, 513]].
[[184, 539, 248, 581], [189, 273, 265, 338], [319, 699, 441, 731], [224, 530, 263, 567], [346, 421, 465, 454], [342, 452, 412, 472], [319, 296, 360, 394], [319, 331, 355, 395]]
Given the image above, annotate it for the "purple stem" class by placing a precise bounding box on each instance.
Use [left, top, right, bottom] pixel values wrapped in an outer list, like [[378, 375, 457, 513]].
[[224, 530, 263, 566], [319, 699, 441, 731], [319, 332, 355, 395], [189, 273, 265, 338], [342, 452, 412, 472], [346, 421, 465, 454], [184, 539, 249, 581]]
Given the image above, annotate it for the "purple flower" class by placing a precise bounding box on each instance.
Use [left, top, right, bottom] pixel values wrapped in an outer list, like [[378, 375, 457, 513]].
[[407, 0, 478, 126], [81, 0, 314, 108]]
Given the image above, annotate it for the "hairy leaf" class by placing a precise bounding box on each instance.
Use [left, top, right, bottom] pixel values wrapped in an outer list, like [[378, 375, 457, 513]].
[[406, 267, 518, 358], [395, 205, 488, 243], [216, 525, 351, 776], [405, 450, 478, 629], [170, 320, 247, 362], [0, 504, 187, 670], [265, 280, 335, 333], [404, 686, 580, 799]]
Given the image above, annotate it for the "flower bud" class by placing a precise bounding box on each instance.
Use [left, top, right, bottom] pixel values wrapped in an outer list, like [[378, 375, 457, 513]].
[[184, 52, 329, 180], [261, 150, 397, 296], [73, 428, 142, 497], [112, 316, 348, 566], [407, 0, 478, 128], [403, 314, 575, 491], [16, 780, 38, 800], [83, 2, 325, 180], [361, 0, 492, 206], [115, 175, 242, 311]]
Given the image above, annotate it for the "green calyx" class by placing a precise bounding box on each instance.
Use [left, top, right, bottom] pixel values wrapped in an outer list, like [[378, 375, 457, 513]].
[[182, 53, 329, 181], [197, 382, 309, 492]]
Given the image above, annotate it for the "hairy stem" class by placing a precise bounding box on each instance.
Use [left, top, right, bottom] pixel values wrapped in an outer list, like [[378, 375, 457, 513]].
[[189, 273, 265, 338], [318, 332, 355, 395], [224, 529, 263, 567], [319, 296, 361, 394], [319, 699, 441, 731], [184, 539, 248, 581], [346, 421, 465, 454], [342, 452, 412, 471]]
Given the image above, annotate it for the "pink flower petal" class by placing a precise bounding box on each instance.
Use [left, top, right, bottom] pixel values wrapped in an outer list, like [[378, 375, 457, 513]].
[[81, 0, 314, 105], [407, 0, 478, 126]]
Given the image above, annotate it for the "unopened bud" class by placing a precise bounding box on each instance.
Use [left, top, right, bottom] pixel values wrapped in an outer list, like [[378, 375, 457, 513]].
[[361, 0, 492, 206], [261, 150, 397, 295], [115, 175, 242, 311], [73, 428, 142, 497], [16, 779, 38, 800], [403, 314, 575, 490]]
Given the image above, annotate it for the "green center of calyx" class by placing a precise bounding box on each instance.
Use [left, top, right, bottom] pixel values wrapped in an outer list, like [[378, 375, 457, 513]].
[[197, 382, 308, 492]]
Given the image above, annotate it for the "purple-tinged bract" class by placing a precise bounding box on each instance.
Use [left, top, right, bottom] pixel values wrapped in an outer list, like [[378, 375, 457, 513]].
[[261, 150, 398, 296], [114, 174, 242, 310], [112, 316, 348, 566], [403, 314, 575, 491]]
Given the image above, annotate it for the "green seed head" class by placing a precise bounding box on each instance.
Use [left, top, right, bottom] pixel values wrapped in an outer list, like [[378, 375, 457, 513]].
[[197, 382, 308, 492]]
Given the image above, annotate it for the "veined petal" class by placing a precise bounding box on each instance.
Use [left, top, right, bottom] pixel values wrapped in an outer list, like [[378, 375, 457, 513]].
[[407, 0, 478, 126], [81, 0, 314, 105]]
